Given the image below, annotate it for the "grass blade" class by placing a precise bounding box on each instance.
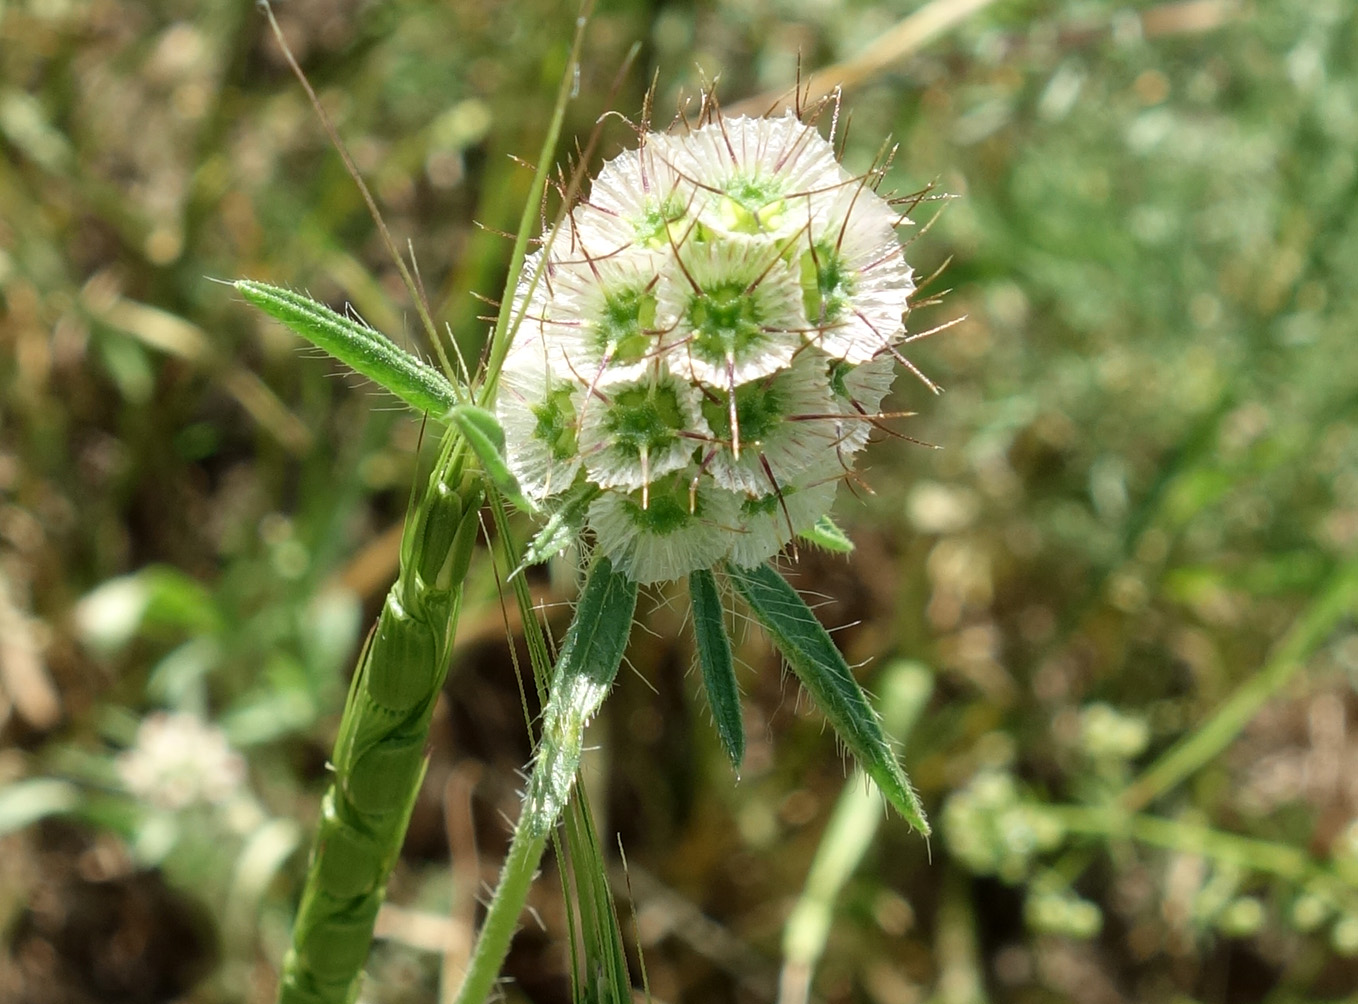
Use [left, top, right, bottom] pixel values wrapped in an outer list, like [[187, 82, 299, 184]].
[[726, 562, 930, 836]]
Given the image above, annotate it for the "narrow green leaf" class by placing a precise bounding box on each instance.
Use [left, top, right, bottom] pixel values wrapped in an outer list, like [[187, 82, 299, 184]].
[[235, 280, 460, 416], [525, 556, 637, 837], [449, 404, 534, 514], [518, 482, 600, 572], [689, 569, 744, 771], [799, 514, 855, 555], [725, 562, 930, 835]]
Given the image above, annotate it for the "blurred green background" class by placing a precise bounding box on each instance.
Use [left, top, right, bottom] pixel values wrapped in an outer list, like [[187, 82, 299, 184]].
[[3, 0, 1358, 1002]]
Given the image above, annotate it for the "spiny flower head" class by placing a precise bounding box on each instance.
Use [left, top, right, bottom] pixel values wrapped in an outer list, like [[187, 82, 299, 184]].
[[498, 104, 925, 584]]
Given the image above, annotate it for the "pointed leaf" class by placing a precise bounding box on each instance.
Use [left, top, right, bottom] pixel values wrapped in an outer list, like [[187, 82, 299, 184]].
[[235, 280, 460, 416], [725, 562, 930, 835], [518, 483, 601, 573], [449, 404, 534, 513], [525, 556, 638, 836], [799, 514, 855, 555], [689, 569, 744, 771]]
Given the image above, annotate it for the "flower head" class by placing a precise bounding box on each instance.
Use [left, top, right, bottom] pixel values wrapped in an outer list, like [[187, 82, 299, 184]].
[[118, 711, 246, 811], [497, 106, 925, 583]]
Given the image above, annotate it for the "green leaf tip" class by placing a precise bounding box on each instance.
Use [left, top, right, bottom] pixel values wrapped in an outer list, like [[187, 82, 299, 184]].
[[448, 404, 534, 514], [234, 279, 460, 416], [517, 482, 601, 574], [799, 514, 855, 555], [689, 569, 745, 772], [725, 561, 930, 836]]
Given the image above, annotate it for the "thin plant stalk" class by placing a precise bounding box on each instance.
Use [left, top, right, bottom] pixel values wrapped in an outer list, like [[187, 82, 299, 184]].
[[1117, 557, 1358, 812]]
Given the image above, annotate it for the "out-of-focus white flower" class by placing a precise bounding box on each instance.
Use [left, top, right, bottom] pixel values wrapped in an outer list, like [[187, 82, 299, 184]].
[[118, 711, 246, 811], [497, 105, 927, 584]]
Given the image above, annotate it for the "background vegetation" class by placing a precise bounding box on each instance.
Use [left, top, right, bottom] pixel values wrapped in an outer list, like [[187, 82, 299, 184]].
[[3, 0, 1357, 1001]]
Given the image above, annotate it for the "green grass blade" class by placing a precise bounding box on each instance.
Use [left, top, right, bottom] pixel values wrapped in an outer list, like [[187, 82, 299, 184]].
[[561, 787, 632, 1004], [725, 562, 930, 836], [477, 0, 598, 405], [689, 569, 744, 772], [236, 280, 460, 416]]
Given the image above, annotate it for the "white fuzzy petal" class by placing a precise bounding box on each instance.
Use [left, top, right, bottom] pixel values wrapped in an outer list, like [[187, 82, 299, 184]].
[[801, 183, 916, 363], [669, 114, 849, 243], [656, 239, 806, 388], [496, 342, 582, 501], [578, 369, 709, 491], [726, 476, 840, 569], [831, 354, 898, 455], [588, 477, 739, 585]]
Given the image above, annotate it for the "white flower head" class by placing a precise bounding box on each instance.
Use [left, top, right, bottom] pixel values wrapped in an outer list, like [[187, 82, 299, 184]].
[[726, 475, 840, 570], [580, 132, 691, 251], [497, 101, 930, 582], [539, 238, 665, 388], [669, 113, 848, 243], [118, 711, 246, 811], [589, 474, 739, 585], [800, 181, 917, 363], [497, 338, 583, 498], [829, 354, 899, 455], [699, 349, 841, 494]]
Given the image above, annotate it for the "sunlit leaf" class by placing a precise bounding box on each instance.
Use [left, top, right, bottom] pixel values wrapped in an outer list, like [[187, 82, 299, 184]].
[[726, 562, 929, 835]]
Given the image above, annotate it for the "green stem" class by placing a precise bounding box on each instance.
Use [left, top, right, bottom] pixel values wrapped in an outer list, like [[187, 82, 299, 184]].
[[451, 556, 637, 1004], [1118, 558, 1358, 811], [277, 442, 481, 1004], [453, 821, 551, 1004], [1046, 805, 1330, 887], [478, 0, 596, 405]]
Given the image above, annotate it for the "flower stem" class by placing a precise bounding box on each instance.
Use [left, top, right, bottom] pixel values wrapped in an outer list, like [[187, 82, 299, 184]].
[[1117, 558, 1358, 812], [450, 556, 637, 1004], [451, 820, 550, 1004]]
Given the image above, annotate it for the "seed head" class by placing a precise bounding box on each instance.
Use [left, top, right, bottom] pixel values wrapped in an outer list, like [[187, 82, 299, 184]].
[[498, 107, 924, 584]]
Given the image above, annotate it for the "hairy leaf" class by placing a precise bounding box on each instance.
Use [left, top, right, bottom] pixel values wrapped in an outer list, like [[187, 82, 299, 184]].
[[236, 280, 460, 415], [726, 562, 929, 835], [689, 568, 744, 771]]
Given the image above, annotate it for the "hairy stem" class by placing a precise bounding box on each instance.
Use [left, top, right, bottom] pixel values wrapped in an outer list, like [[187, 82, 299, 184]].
[[451, 556, 637, 1004]]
